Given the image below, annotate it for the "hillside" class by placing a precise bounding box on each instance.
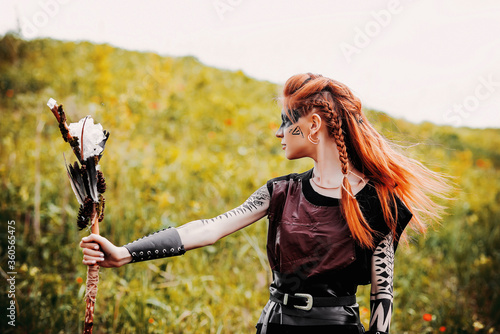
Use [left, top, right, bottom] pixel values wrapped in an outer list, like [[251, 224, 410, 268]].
[[0, 34, 499, 333]]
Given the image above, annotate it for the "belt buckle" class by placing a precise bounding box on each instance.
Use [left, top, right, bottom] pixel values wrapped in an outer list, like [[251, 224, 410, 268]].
[[293, 293, 313, 311]]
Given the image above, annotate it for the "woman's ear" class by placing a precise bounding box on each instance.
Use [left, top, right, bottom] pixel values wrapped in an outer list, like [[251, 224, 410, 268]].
[[310, 113, 322, 134]]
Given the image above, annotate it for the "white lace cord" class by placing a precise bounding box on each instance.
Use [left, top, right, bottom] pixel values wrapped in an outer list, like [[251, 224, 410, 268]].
[[350, 170, 367, 187], [341, 170, 367, 198]]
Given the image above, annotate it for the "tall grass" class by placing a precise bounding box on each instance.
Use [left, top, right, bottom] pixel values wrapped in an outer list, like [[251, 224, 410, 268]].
[[0, 34, 499, 333]]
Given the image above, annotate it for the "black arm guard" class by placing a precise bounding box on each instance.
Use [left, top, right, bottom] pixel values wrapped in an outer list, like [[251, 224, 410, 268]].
[[123, 227, 186, 263]]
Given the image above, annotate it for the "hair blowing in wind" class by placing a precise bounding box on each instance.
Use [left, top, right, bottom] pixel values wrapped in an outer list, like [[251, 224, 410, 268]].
[[282, 73, 452, 249]]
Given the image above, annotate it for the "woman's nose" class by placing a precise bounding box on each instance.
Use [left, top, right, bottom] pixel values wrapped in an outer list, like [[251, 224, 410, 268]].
[[275, 126, 284, 138]]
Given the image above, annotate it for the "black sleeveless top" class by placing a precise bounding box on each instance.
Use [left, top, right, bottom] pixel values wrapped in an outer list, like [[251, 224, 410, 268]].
[[257, 169, 412, 327], [266, 169, 412, 291]]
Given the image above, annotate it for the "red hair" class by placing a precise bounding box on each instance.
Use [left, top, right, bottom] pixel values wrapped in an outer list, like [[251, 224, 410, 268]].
[[283, 73, 451, 249]]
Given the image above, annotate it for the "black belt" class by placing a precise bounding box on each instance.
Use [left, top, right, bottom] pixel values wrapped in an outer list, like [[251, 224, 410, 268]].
[[269, 287, 356, 311]]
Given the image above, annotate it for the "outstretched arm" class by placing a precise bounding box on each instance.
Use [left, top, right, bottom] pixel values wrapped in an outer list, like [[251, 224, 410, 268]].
[[80, 185, 270, 266], [177, 185, 270, 250], [368, 232, 395, 334]]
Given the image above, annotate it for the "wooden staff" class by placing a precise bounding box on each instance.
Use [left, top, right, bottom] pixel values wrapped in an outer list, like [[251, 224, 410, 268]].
[[47, 98, 108, 334], [83, 210, 100, 334], [48, 99, 83, 164]]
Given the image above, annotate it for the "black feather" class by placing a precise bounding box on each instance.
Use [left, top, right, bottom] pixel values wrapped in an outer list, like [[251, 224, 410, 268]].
[[69, 161, 88, 200], [85, 157, 99, 202], [64, 155, 86, 204], [97, 130, 110, 161]]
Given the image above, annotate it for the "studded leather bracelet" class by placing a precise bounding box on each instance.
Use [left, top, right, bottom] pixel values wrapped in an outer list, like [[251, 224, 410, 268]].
[[123, 227, 186, 263]]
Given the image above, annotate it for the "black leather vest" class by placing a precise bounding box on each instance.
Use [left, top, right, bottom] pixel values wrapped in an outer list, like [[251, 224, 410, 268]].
[[257, 169, 412, 328], [267, 173, 356, 280]]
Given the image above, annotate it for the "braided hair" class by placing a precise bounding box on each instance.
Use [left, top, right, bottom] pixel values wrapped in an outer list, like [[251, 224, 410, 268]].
[[282, 73, 450, 249]]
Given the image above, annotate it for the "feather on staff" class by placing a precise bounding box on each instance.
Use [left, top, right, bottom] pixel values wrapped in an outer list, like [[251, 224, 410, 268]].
[[47, 98, 109, 334]]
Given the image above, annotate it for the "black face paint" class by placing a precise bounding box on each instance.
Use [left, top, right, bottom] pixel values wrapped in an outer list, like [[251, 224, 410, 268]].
[[289, 125, 304, 138], [278, 109, 301, 133]]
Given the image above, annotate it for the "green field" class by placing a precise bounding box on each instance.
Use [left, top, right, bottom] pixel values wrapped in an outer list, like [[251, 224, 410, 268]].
[[0, 34, 499, 333]]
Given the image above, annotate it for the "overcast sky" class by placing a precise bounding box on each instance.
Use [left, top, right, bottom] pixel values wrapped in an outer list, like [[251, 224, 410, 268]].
[[2, 0, 499, 128]]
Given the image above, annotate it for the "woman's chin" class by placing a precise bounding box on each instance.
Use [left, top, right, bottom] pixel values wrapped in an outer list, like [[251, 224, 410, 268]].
[[285, 152, 302, 160]]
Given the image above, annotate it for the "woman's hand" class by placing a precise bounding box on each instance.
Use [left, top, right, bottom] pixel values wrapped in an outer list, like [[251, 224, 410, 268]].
[[80, 234, 132, 268]]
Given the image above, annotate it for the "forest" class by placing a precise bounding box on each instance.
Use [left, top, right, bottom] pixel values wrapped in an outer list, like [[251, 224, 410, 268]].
[[0, 33, 499, 333]]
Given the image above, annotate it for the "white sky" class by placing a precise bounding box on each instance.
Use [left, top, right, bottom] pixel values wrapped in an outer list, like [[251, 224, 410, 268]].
[[1, 0, 499, 128]]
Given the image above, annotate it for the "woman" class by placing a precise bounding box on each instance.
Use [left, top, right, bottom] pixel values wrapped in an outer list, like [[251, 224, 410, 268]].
[[81, 73, 449, 333]]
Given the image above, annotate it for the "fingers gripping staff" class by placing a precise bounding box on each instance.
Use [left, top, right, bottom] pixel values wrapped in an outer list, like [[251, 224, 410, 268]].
[[47, 98, 109, 334]]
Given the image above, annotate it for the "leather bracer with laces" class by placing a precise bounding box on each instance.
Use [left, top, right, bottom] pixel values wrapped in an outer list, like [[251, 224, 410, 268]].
[[123, 227, 186, 263]]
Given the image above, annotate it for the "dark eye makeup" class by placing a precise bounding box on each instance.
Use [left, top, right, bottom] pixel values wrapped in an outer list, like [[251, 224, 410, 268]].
[[279, 109, 301, 131]]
